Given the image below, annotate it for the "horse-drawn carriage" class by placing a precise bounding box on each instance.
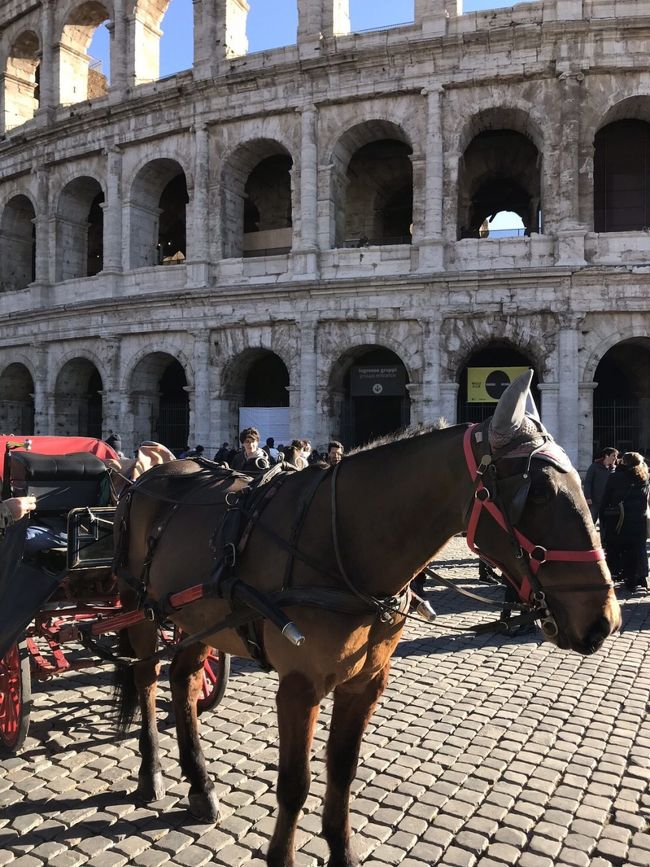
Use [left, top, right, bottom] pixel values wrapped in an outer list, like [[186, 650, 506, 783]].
[[0, 435, 229, 756]]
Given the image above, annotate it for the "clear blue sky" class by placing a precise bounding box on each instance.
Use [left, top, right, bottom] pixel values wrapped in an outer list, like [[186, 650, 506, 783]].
[[91, 0, 533, 79]]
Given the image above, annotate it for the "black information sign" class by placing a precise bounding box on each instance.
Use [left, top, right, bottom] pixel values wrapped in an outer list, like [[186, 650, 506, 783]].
[[350, 366, 406, 397]]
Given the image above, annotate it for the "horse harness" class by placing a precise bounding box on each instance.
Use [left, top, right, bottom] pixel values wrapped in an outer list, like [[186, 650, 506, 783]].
[[110, 457, 411, 670], [460, 421, 610, 638]]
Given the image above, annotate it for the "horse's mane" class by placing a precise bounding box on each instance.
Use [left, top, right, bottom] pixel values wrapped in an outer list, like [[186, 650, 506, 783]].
[[348, 417, 451, 456]]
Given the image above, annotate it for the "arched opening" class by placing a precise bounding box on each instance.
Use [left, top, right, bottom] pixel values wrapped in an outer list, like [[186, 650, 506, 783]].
[[457, 345, 540, 425], [593, 339, 650, 456], [330, 346, 410, 448], [87, 21, 110, 93], [130, 353, 189, 452], [481, 210, 528, 239], [458, 129, 541, 239], [594, 120, 650, 232], [56, 177, 104, 281], [223, 350, 290, 445], [222, 140, 293, 258], [336, 136, 413, 248], [0, 195, 36, 291], [4, 30, 40, 130], [247, 0, 297, 51], [243, 155, 293, 257], [129, 160, 188, 268], [59, 2, 110, 106], [0, 364, 35, 434], [54, 359, 103, 438], [160, 0, 194, 77]]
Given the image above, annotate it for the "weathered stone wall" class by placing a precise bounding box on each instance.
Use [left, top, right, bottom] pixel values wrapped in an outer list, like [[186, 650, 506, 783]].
[[0, 0, 647, 469]]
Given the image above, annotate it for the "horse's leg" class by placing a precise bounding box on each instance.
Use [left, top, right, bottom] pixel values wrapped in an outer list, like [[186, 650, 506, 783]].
[[322, 663, 391, 867], [267, 672, 320, 867], [129, 623, 165, 802], [169, 642, 220, 822]]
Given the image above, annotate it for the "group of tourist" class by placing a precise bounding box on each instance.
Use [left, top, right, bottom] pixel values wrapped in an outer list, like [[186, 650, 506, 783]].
[[584, 447, 650, 592], [210, 429, 345, 473]]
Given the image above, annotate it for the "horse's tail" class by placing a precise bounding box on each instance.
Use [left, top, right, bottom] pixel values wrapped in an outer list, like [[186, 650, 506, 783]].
[[112, 630, 140, 736]]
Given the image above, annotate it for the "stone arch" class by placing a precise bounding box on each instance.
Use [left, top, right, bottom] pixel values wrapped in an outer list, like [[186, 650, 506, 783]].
[[55, 176, 105, 281], [222, 139, 294, 258], [329, 119, 414, 248], [0, 363, 35, 434], [128, 350, 190, 451], [54, 357, 104, 437], [592, 96, 650, 233], [456, 107, 543, 239], [128, 158, 189, 267], [326, 343, 411, 448], [58, 1, 111, 106], [133, 0, 173, 85], [4, 29, 40, 131], [0, 195, 36, 291], [220, 348, 291, 444], [589, 335, 650, 455]]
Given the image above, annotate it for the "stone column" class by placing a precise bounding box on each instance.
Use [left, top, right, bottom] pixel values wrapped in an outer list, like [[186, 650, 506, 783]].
[[192, 331, 211, 448], [415, 0, 458, 37], [31, 343, 49, 435], [37, 0, 56, 118], [537, 382, 560, 441], [418, 86, 445, 271], [439, 381, 459, 426], [299, 321, 317, 439], [578, 381, 597, 475], [101, 335, 124, 442], [32, 167, 52, 300], [298, 0, 350, 58], [405, 383, 423, 427], [556, 317, 581, 465], [556, 68, 586, 265], [108, 0, 127, 101], [187, 125, 210, 286], [421, 318, 440, 424], [292, 106, 320, 279], [102, 146, 123, 273]]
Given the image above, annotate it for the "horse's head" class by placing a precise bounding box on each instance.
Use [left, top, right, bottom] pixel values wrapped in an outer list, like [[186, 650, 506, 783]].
[[465, 370, 621, 655]]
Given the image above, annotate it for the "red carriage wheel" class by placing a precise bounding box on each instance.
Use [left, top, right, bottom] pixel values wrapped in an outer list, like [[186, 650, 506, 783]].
[[0, 640, 31, 756], [196, 647, 230, 713]]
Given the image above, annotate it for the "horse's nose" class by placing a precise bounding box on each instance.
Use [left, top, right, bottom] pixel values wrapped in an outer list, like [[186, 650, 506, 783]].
[[581, 615, 612, 655]]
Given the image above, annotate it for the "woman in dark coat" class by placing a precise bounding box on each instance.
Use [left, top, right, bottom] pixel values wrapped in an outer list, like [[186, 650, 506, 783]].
[[599, 452, 649, 592]]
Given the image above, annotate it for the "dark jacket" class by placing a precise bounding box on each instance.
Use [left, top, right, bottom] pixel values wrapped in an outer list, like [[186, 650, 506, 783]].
[[583, 459, 614, 509], [599, 466, 649, 542]]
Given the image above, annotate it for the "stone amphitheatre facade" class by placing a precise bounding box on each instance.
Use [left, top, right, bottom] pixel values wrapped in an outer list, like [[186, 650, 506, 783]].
[[0, 0, 648, 468]]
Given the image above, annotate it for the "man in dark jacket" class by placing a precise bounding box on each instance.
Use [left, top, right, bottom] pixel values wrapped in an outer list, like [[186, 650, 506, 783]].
[[583, 447, 618, 521]]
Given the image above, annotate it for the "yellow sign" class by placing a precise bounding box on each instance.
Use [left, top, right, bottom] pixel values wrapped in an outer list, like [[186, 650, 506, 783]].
[[467, 366, 530, 403]]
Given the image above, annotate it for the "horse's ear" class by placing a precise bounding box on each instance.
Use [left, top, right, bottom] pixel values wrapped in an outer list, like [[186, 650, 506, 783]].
[[489, 369, 534, 449]]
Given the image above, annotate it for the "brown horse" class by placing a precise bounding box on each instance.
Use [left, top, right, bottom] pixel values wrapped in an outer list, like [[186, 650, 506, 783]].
[[112, 372, 620, 867]]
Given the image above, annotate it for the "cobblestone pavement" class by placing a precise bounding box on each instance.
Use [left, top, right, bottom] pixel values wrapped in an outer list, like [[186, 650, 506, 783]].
[[1, 537, 649, 867]]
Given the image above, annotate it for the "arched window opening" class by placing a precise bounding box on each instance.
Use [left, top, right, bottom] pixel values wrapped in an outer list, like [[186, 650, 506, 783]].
[[160, 0, 194, 77], [54, 359, 103, 437], [0, 364, 35, 435], [4, 30, 40, 130], [88, 21, 110, 93], [593, 339, 650, 455], [130, 352, 189, 451], [481, 210, 528, 239], [222, 140, 293, 258], [56, 177, 104, 281], [247, 0, 297, 51], [223, 350, 290, 445], [59, 2, 110, 106], [349, 1, 414, 32], [0, 196, 36, 291], [330, 346, 410, 448], [341, 139, 413, 247], [594, 120, 650, 233], [457, 345, 540, 425], [243, 154, 293, 257], [158, 174, 188, 264], [458, 129, 541, 240], [129, 160, 187, 268]]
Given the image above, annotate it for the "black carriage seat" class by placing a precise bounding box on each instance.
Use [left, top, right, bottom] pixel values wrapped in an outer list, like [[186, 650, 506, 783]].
[[8, 452, 110, 516]]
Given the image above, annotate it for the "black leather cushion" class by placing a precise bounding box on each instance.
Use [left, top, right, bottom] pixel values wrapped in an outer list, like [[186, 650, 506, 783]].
[[9, 452, 108, 513]]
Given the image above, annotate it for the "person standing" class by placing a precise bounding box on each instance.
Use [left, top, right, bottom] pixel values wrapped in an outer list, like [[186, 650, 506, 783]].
[[599, 452, 649, 592], [326, 441, 344, 466], [583, 447, 618, 522], [230, 427, 269, 472], [263, 437, 280, 464]]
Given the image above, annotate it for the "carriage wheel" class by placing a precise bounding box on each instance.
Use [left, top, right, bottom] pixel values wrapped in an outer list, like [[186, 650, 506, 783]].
[[0, 640, 31, 756], [197, 648, 230, 714]]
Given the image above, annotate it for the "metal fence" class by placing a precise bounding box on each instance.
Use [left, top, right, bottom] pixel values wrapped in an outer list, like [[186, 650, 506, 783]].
[[593, 401, 642, 453]]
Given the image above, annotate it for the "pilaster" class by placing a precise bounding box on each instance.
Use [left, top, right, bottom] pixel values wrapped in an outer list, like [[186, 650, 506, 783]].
[[418, 86, 445, 272], [299, 320, 318, 439], [102, 146, 123, 273], [439, 381, 459, 426], [298, 0, 350, 58], [36, 0, 57, 118], [191, 330, 211, 447], [555, 67, 586, 265], [292, 106, 320, 279], [187, 125, 210, 287], [108, 0, 127, 101]]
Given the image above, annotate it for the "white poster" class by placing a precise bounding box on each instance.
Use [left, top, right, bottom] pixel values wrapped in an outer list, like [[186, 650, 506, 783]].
[[238, 407, 291, 445]]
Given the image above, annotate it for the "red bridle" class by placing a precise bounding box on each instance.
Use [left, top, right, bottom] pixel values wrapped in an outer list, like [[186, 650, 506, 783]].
[[463, 424, 607, 605]]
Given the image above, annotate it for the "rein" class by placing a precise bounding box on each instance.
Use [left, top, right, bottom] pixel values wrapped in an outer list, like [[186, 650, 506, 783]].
[[462, 423, 611, 637]]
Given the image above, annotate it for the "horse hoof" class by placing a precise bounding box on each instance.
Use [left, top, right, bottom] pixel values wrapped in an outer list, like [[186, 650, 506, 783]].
[[188, 790, 221, 823], [135, 772, 166, 803]]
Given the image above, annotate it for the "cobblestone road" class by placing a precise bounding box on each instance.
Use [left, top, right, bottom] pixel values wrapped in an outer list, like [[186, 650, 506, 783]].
[[1, 537, 649, 866]]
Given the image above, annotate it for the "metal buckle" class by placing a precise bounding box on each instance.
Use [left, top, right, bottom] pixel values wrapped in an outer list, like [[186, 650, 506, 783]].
[[531, 546, 547, 563], [224, 542, 237, 567], [225, 491, 239, 508]]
